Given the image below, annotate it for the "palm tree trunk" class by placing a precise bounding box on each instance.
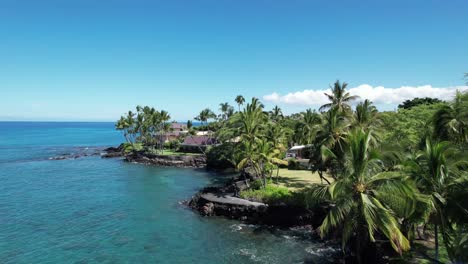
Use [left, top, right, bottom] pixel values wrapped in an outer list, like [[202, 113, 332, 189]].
[[435, 223, 439, 261]]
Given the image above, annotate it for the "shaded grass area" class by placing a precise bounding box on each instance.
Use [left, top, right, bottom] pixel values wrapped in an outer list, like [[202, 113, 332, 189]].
[[272, 168, 333, 190]]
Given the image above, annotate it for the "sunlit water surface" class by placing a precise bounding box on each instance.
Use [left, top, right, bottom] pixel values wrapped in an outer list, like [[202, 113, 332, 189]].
[[0, 122, 337, 263]]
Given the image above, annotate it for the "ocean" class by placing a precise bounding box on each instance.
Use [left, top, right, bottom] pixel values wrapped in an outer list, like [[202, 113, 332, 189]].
[[0, 122, 336, 263]]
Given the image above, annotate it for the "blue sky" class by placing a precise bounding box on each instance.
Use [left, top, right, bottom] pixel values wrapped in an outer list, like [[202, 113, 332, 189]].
[[1, 0, 467, 121]]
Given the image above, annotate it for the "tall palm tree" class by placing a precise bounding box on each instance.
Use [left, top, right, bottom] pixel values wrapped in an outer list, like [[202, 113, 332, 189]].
[[195, 108, 216, 128], [405, 139, 468, 261], [295, 109, 321, 145], [319, 80, 359, 112], [311, 129, 414, 262], [314, 108, 351, 179], [269, 105, 284, 123], [353, 99, 380, 130], [235, 95, 245, 112], [219, 102, 232, 120], [433, 90, 468, 145]]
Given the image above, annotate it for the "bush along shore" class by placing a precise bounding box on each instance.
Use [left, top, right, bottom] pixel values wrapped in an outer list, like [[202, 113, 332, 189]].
[[110, 80, 468, 263], [188, 169, 327, 228]]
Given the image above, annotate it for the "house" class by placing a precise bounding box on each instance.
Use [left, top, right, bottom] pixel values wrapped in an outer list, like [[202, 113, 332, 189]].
[[179, 135, 218, 152], [162, 122, 188, 142], [171, 122, 187, 132], [286, 145, 307, 159]]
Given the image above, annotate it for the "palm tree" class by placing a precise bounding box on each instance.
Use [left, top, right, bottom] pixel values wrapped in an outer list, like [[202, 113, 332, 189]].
[[219, 102, 232, 120], [405, 139, 468, 261], [235, 95, 245, 112], [269, 105, 284, 123], [314, 107, 351, 179], [311, 129, 414, 262], [237, 98, 266, 145], [294, 109, 321, 145], [319, 80, 359, 112], [195, 108, 216, 128], [353, 99, 380, 130], [433, 90, 468, 145]]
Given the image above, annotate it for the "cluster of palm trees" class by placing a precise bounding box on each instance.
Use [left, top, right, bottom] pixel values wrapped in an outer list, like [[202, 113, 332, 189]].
[[115, 82, 467, 262], [293, 82, 467, 263], [212, 81, 467, 263], [115, 105, 171, 153]]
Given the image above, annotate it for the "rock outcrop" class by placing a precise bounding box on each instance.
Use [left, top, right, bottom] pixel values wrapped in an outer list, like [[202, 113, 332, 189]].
[[125, 152, 207, 168], [101, 144, 124, 158]]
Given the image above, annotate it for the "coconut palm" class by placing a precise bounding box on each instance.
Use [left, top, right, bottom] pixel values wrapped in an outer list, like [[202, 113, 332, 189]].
[[319, 80, 359, 112], [433, 90, 468, 145], [235, 95, 245, 112], [314, 108, 351, 179], [219, 102, 233, 120], [311, 129, 414, 262], [269, 105, 284, 123], [235, 98, 267, 145], [405, 139, 468, 261], [295, 109, 321, 145], [353, 99, 380, 130], [195, 108, 216, 128]]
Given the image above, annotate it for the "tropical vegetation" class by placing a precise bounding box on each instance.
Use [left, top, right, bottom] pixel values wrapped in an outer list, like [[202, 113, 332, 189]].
[[116, 79, 468, 263]]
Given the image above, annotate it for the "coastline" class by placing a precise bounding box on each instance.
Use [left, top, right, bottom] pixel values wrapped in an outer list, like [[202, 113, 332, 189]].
[[102, 146, 326, 228]]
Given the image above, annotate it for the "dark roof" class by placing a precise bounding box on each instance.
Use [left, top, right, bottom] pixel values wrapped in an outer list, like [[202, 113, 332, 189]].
[[182, 136, 217, 146], [171, 123, 187, 130]]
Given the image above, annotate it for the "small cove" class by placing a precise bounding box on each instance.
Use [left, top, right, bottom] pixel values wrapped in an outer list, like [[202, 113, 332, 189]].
[[0, 122, 337, 263]]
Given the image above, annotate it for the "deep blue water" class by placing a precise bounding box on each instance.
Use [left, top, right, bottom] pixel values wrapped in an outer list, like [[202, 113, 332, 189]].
[[0, 122, 336, 263]]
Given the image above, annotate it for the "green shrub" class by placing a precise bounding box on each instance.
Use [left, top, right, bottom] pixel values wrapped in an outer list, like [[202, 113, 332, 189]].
[[240, 184, 305, 207], [205, 143, 235, 169], [288, 158, 301, 170], [123, 143, 143, 153]]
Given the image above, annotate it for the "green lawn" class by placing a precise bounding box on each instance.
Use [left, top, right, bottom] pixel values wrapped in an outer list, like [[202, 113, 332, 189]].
[[144, 149, 201, 156], [272, 168, 333, 190], [159, 150, 201, 156]]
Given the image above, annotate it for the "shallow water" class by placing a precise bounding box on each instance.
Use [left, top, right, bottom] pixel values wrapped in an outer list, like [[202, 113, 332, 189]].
[[0, 122, 337, 263]]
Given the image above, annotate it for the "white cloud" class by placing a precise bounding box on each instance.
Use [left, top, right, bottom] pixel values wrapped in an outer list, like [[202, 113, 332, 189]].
[[263, 85, 468, 107]]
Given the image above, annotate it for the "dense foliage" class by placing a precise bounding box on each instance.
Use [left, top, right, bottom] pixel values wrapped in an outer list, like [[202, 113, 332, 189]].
[[116, 80, 468, 263], [398, 97, 443, 109]]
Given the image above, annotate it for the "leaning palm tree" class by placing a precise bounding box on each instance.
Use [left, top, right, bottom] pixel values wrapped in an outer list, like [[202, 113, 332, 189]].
[[311, 129, 414, 263], [319, 80, 359, 113], [433, 90, 468, 145], [235, 95, 245, 112]]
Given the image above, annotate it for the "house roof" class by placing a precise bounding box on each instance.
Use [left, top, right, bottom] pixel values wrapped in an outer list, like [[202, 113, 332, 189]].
[[182, 136, 217, 146], [170, 123, 187, 130], [289, 145, 306, 151]]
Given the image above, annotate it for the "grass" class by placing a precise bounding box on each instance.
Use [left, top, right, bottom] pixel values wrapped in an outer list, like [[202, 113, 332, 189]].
[[159, 150, 201, 156], [271, 168, 333, 190], [143, 148, 201, 156], [239, 182, 306, 206]]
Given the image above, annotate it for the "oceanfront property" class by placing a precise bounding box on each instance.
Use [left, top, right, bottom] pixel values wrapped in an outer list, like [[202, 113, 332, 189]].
[[2, 1, 467, 263]]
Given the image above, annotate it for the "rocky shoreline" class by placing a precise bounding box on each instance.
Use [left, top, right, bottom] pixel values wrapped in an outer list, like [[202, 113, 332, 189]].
[[188, 172, 327, 228], [101, 145, 206, 168], [125, 152, 206, 168], [101, 146, 324, 228]]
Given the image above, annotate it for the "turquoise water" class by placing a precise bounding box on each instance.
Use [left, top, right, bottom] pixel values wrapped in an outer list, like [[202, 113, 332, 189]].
[[0, 122, 336, 263]]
